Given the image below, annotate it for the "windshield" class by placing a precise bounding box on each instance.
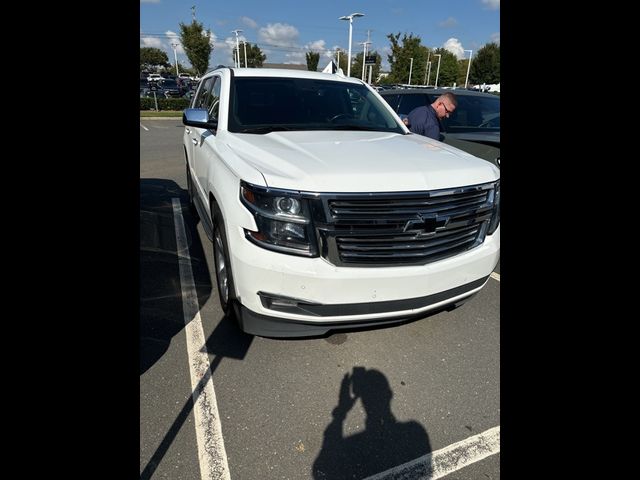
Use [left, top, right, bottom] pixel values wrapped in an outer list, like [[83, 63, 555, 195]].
[[228, 77, 405, 134]]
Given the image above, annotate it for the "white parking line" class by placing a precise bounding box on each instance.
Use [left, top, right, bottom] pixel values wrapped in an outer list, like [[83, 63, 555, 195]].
[[490, 272, 500, 282], [172, 198, 231, 480], [140, 122, 149, 131], [364, 426, 500, 480]]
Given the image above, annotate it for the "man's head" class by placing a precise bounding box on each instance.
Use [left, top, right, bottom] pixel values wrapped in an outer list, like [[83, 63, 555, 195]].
[[432, 92, 457, 119]]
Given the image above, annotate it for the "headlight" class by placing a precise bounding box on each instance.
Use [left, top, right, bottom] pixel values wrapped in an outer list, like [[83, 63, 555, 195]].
[[487, 179, 500, 235], [240, 182, 318, 256]]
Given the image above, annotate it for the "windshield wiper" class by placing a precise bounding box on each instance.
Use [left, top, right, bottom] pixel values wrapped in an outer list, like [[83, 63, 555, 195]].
[[239, 126, 296, 134]]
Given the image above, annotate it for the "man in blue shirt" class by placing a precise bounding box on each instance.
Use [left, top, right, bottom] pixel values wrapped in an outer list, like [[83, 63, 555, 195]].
[[405, 92, 458, 140]]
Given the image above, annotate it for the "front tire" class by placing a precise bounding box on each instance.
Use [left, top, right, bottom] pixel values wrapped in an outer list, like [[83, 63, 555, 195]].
[[212, 208, 235, 315]]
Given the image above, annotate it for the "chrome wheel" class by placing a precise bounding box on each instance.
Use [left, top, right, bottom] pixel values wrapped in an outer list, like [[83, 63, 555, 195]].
[[214, 228, 228, 304]]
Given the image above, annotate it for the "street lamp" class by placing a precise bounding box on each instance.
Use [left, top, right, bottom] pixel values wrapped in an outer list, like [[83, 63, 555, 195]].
[[243, 41, 248, 68], [464, 49, 473, 88], [339, 12, 364, 77], [171, 42, 179, 76], [231, 29, 243, 67], [360, 41, 371, 80], [433, 53, 442, 88], [423, 51, 431, 85], [408, 57, 413, 85]]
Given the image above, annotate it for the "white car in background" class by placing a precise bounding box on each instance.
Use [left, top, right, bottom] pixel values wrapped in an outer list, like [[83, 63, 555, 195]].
[[147, 73, 163, 83]]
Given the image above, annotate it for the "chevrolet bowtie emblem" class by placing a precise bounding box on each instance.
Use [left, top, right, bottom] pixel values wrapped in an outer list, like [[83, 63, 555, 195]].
[[402, 213, 449, 235]]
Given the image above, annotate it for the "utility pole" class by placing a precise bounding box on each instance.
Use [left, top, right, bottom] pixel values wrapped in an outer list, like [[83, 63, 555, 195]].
[[191, 5, 196, 21], [171, 43, 179, 76]]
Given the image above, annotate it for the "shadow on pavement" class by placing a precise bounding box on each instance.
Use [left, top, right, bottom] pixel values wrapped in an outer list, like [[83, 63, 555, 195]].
[[140, 178, 253, 479], [140, 178, 213, 375], [313, 367, 431, 479]]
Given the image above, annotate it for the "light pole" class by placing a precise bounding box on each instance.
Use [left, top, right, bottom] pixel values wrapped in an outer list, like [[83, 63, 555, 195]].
[[464, 49, 473, 88], [433, 53, 442, 88], [423, 51, 431, 85], [408, 57, 413, 85], [171, 42, 179, 76], [231, 29, 243, 67], [243, 41, 248, 68], [339, 12, 364, 77], [360, 41, 370, 80]]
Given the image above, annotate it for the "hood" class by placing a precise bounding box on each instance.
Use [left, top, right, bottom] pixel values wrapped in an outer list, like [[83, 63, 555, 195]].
[[224, 130, 499, 193]]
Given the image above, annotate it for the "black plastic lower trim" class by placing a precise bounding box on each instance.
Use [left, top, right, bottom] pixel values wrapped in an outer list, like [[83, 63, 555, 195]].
[[258, 275, 489, 317], [239, 276, 489, 337]]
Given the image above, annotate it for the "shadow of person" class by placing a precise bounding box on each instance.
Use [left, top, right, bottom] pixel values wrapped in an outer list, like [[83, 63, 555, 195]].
[[313, 367, 431, 479]]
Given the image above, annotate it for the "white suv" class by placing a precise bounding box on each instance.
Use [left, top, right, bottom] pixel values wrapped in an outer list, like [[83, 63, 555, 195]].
[[183, 67, 500, 337]]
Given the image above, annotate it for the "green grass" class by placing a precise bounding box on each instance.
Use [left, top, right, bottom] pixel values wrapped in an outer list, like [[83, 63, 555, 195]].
[[140, 110, 182, 118]]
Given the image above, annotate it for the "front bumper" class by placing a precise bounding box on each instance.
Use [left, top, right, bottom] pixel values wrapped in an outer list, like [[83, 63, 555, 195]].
[[228, 223, 500, 336]]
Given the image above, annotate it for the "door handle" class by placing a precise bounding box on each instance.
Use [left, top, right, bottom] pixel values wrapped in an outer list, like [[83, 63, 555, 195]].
[[192, 138, 198, 145], [185, 128, 191, 134]]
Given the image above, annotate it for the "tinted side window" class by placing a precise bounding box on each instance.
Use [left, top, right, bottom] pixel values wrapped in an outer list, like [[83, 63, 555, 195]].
[[398, 94, 429, 115], [208, 77, 221, 120], [192, 77, 214, 109]]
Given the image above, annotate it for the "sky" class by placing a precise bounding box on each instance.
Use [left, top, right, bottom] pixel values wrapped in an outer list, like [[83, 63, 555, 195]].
[[140, 0, 499, 71]]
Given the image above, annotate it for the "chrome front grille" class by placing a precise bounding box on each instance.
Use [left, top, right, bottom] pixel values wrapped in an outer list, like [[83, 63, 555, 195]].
[[318, 183, 496, 266]]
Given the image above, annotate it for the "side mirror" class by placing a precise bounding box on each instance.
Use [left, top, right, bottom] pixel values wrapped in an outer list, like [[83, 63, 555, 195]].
[[183, 108, 218, 130]]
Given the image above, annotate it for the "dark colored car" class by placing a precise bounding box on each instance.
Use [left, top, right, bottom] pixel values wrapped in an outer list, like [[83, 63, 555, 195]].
[[380, 88, 500, 168], [158, 78, 182, 98]]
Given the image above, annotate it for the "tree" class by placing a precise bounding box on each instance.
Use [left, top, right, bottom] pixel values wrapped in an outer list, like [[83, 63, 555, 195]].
[[140, 47, 169, 72], [306, 51, 320, 71], [179, 19, 213, 76], [469, 42, 500, 85], [431, 48, 458, 87], [233, 43, 266, 68], [385, 33, 430, 84]]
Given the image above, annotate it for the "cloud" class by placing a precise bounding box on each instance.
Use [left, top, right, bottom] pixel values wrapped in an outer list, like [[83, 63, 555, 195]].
[[284, 51, 306, 64], [241, 16, 258, 29], [481, 0, 500, 10], [438, 17, 458, 28], [140, 35, 163, 48], [259, 23, 299, 47], [164, 30, 184, 54], [443, 38, 465, 59], [490, 32, 500, 45], [305, 40, 326, 53]]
